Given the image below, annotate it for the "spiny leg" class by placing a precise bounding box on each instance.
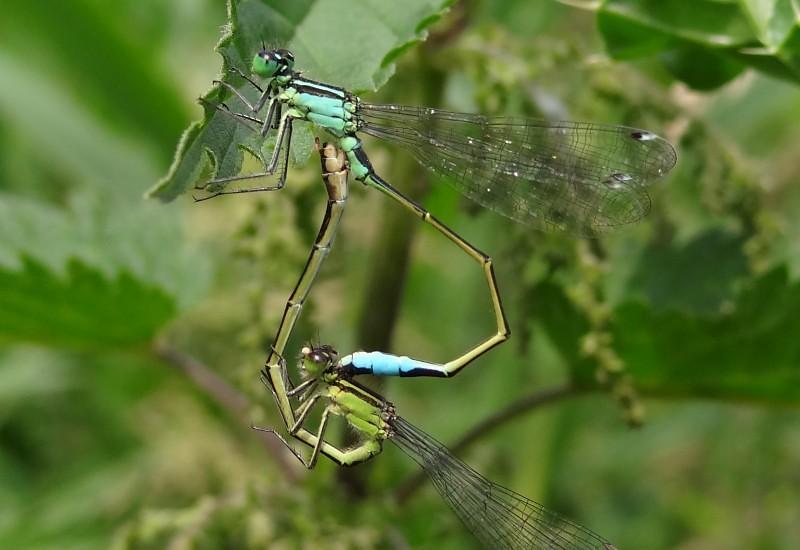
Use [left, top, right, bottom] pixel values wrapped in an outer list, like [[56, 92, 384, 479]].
[[195, 114, 294, 199], [212, 116, 293, 193], [257, 360, 382, 468], [305, 407, 331, 468], [200, 91, 279, 142], [254, 413, 357, 470], [258, 366, 329, 467], [366, 173, 510, 376], [213, 77, 272, 116], [259, 367, 298, 431], [213, 77, 275, 136], [253, 407, 379, 468], [288, 394, 322, 434], [226, 66, 264, 93], [199, 97, 262, 133], [287, 377, 317, 398]]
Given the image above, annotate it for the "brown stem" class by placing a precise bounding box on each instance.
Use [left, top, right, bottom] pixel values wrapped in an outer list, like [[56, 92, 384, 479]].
[[152, 342, 301, 481], [395, 383, 587, 503]]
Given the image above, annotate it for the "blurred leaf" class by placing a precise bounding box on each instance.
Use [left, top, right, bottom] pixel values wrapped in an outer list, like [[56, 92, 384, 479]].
[[538, 260, 800, 403], [0, 49, 211, 311], [476, 0, 563, 37], [616, 266, 800, 403], [660, 44, 747, 90], [706, 73, 800, 156], [600, 0, 756, 51], [0, 51, 157, 198], [0, 193, 211, 312], [149, 0, 454, 201], [597, 0, 800, 88], [615, 230, 749, 315], [533, 281, 597, 386], [0, 0, 190, 158], [740, 0, 800, 71], [0, 256, 175, 350]]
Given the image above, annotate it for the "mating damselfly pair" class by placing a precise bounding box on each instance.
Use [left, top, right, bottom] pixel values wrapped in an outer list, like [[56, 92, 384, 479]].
[[205, 46, 676, 378], [198, 47, 676, 548]]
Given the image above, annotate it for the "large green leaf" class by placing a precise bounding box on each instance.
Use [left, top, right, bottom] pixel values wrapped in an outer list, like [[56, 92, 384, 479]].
[[0, 256, 175, 350], [533, 224, 800, 403], [616, 266, 800, 403], [540, 263, 800, 403], [740, 0, 800, 73], [0, 49, 213, 315], [0, 189, 208, 354], [149, 0, 454, 201], [610, 230, 749, 315], [0, 193, 210, 313], [597, 0, 800, 89]]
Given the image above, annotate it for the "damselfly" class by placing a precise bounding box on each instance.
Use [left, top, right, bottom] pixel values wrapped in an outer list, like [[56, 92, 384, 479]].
[[207, 48, 675, 380], [257, 344, 617, 550]]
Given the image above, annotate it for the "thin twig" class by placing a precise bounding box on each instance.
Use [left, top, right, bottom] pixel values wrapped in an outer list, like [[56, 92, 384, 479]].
[[152, 342, 301, 481], [394, 383, 587, 502]]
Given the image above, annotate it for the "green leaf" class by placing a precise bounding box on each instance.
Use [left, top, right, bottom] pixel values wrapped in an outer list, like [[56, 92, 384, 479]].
[[615, 266, 800, 403], [740, 0, 800, 49], [660, 44, 747, 90], [149, 0, 454, 201], [0, 193, 211, 312], [537, 265, 800, 404], [614, 230, 749, 315], [600, 0, 756, 49], [532, 281, 597, 386], [0, 20, 212, 350], [0, 0, 190, 159], [739, 0, 800, 78], [0, 256, 175, 350], [0, 51, 158, 198], [597, 0, 800, 89]]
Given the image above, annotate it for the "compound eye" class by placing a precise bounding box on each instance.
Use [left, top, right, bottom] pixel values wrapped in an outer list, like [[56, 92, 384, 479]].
[[251, 51, 280, 77]]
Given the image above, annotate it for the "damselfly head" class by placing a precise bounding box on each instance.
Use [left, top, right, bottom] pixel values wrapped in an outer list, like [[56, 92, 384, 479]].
[[252, 48, 295, 78], [300, 344, 337, 375]]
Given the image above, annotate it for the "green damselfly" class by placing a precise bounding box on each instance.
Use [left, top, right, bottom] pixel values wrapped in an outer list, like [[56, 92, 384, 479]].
[[205, 48, 675, 385], [257, 344, 616, 549]]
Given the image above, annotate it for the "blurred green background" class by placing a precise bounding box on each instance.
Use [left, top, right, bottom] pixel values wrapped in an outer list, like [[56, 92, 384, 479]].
[[2, 1, 800, 548]]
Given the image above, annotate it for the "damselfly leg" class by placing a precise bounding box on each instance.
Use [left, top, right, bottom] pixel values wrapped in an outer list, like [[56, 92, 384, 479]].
[[193, 84, 292, 199]]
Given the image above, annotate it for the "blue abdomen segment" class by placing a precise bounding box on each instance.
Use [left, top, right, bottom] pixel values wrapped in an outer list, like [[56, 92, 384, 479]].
[[340, 352, 448, 378]]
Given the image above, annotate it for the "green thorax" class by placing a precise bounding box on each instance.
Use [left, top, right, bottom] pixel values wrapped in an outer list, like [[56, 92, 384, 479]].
[[274, 74, 359, 138], [275, 75, 372, 180], [312, 370, 392, 441]]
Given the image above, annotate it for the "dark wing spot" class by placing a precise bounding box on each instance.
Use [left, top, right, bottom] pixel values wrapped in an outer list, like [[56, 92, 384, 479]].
[[630, 131, 656, 141]]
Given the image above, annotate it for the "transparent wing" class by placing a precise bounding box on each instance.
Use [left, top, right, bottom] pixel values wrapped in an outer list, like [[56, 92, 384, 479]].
[[390, 416, 616, 549], [359, 104, 677, 234]]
